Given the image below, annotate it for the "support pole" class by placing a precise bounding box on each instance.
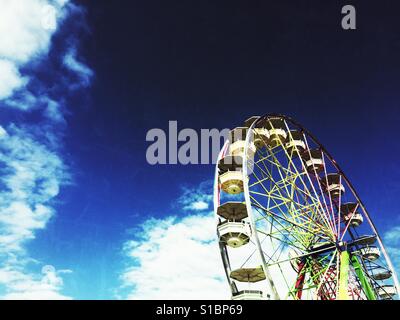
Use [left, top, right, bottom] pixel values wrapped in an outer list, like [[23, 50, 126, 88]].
[[294, 262, 306, 300], [351, 255, 376, 300], [338, 250, 350, 300]]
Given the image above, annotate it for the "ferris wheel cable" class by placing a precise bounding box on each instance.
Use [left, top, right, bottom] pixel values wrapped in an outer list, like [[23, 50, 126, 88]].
[[264, 244, 339, 268], [301, 136, 338, 237], [313, 250, 338, 299], [249, 159, 334, 239], [337, 174, 344, 240], [251, 201, 333, 242], [238, 248, 259, 269], [293, 135, 338, 235], [339, 203, 360, 242], [251, 204, 312, 252], [291, 128, 339, 237], [320, 151, 339, 239], [252, 154, 326, 225], [249, 169, 328, 242], [252, 185, 336, 252], [238, 235, 277, 269]]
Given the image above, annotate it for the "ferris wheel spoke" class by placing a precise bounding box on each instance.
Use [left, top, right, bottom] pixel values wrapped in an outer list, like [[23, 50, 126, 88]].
[[300, 136, 338, 236], [251, 200, 332, 244], [250, 164, 330, 234], [254, 217, 307, 252], [251, 196, 313, 247], [273, 128, 338, 237], [250, 177, 336, 243], [320, 152, 340, 239], [313, 250, 338, 299]]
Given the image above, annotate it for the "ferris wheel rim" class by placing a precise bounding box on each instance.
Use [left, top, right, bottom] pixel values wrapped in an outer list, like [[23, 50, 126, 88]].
[[213, 140, 235, 295], [242, 115, 281, 300]]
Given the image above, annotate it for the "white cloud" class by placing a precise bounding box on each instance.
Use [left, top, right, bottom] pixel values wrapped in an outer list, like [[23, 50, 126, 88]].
[[0, 0, 92, 300], [44, 98, 65, 122], [0, 125, 69, 298], [63, 48, 93, 88], [0, 126, 7, 138], [0, 265, 71, 300], [0, 0, 68, 101], [120, 213, 229, 300], [0, 0, 64, 64], [177, 181, 213, 211], [120, 182, 299, 300], [190, 201, 209, 211], [384, 225, 400, 271], [0, 126, 67, 253], [0, 60, 28, 99], [384, 226, 400, 244]]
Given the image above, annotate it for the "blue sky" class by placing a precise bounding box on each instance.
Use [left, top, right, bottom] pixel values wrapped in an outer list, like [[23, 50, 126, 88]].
[[0, 0, 400, 299]]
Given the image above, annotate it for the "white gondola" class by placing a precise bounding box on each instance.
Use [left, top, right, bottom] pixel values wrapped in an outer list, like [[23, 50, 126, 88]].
[[253, 128, 270, 149], [217, 202, 248, 221], [218, 221, 251, 248], [232, 290, 264, 300], [218, 155, 246, 194], [229, 127, 248, 143], [341, 203, 363, 227], [244, 116, 286, 148], [360, 246, 380, 261], [230, 266, 266, 283], [345, 213, 363, 227], [265, 118, 287, 148], [321, 173, 345, 198], [377, 285, 397, 299], [219, 171, 244, 194], [354, 235, 377, 246], [285, 130, 306, 157], [229, 140, 256, 157], [301, 149, 324, 173], [371, 268, 392, 281], [228, 126, 257, 159]]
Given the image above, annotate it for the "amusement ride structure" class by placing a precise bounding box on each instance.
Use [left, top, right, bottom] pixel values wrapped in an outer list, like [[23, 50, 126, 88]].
[[214, 114, 399, 300]]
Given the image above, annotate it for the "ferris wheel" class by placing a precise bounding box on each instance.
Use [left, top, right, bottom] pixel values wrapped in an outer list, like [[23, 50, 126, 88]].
[[213, 114, 399, 300]]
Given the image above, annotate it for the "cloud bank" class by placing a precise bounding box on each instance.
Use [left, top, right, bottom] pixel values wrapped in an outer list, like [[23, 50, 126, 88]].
[[384, 225, 400, 272], [120, 183, 229, 300], [0, 0, 68, 101], [0, 0, 91, 299]]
